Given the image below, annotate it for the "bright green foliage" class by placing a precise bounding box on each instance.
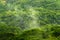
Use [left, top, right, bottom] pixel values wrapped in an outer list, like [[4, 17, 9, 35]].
[[0, 23, 21, 40], [0, 0, 60, 40], [0, 0, 60, 29]]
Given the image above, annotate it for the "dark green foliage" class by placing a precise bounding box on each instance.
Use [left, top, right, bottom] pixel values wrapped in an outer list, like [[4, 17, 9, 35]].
[[0, 33, 15, 40], [0, 23, 22, 40], [0, 0, 60, 40], [50, 25, 60, 37], [35, 8, 60, 26], [19, 28, 49, 40], [0, 2, 6, 12]]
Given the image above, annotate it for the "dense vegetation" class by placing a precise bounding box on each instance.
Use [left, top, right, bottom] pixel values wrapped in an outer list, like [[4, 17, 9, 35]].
[[0, 0, 60, 40]]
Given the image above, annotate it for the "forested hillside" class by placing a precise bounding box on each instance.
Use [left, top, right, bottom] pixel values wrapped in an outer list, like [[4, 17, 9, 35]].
[[0, 0, 60, 40]]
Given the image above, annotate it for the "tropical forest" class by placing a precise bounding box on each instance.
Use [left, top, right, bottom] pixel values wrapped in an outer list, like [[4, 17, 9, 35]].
[[0, 0, 60, 40]]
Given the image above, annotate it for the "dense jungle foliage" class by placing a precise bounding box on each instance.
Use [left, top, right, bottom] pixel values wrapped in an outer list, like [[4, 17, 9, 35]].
[[0, 0, 60, 40]]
